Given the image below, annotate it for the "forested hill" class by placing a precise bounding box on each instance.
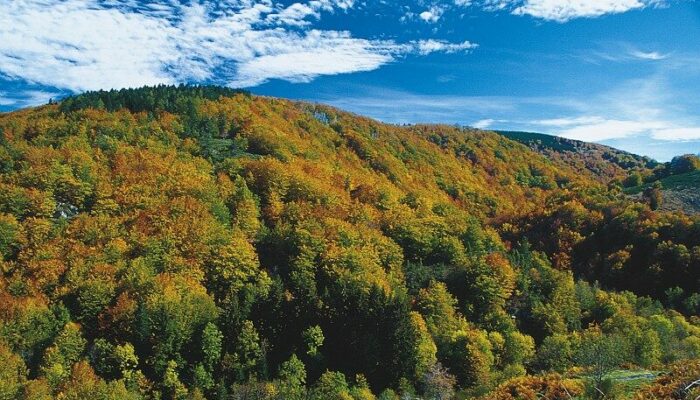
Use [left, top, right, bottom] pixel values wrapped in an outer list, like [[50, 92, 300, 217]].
[[1, 86, 699, 400], [496, 130, 657, 182]]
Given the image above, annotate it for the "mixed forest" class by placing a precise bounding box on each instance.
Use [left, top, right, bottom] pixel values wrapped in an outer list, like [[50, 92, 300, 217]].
[[0, 85, 699, 399]]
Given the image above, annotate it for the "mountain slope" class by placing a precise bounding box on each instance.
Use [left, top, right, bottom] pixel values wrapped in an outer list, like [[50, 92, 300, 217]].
[[497, 130, 657, 182], [0, 86, 698, 400]]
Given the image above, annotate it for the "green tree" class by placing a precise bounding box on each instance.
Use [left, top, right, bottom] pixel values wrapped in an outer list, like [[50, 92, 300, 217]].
[[633, 329, 661, 368], [228, 320, 263, 382], [228, 175, 261, 238], [310, 371, 352, 400], [502, 331, 535, 366], [302, 325, 325, 358], [536, 334, 574, 372], [575, 328, 628, 399], [447, 256, 515, 325], [137, 276, 218, 376], [278, 354, 306, 400], [163, 360, 188, 399], [409, 312, 438, 381], [201, 322, 223, 370], [204, 234, 270, 303], [417, 282, 468, 345], [446, 330, 494, 388], [623, 172, 643, 188], [89, 338, 117, 378], [670, 154, 700, 174], [0, 213, 21, 260], [0, 342, 27, 400], [59, 361, 141, 400], [377, 389, 400, 400], [349, 374, 376, 400], [114, 343, 139, 374], [40, 322, 87, 388], [192, 363, 214, 392]]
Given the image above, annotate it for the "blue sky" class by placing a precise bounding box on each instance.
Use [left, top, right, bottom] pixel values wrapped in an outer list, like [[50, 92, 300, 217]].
[[1, 1, 699, 160]]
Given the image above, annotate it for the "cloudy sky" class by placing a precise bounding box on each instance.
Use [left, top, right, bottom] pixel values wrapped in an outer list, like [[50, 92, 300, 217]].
[[1, 0, 699, 160]]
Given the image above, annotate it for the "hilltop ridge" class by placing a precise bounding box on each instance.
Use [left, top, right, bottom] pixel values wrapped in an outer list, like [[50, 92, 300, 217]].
[[497, 130, 657, 182]]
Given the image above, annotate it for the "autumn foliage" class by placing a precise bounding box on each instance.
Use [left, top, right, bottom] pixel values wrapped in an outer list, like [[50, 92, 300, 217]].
[[0, 86, 698, 399]]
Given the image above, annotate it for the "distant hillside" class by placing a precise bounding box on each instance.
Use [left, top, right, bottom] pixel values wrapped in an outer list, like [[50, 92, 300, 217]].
[[497, 130, 657, 182]]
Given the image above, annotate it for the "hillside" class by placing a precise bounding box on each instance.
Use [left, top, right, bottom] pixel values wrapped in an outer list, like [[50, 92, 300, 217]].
[[625, 170, 700, 214], [497, 130, 657, 182], [0, 86, 699, 400]]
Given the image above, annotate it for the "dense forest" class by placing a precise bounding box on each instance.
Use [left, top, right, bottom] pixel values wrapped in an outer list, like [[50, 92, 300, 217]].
[[0, 86, 699, 399]]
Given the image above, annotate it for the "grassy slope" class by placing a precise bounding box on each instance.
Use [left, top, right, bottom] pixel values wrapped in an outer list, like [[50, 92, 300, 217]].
[[625, 170, 700, 214], [625, 170, 700, 194]]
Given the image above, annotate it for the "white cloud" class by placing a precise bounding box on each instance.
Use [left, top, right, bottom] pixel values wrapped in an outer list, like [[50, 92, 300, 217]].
[[266, 3, 320, 26], [18, 90, 62, 105], [436, 74, 457, 83], [477, 0, 514, 11], [462, 0, 667, 22], [232, 36, 477, 87], [419, 6, 444, 22], [513, 0, 648, 22], [0, 97, 15, 107], [520, 71, 700, 144], [580, 46, 670, 64], [530, 117, 700, 143], [320, 0, 356, 11], [629, 50, 668, 60], [556, 119, 665, 141], [230, 31, 397, 87], [0, 0, 476, 92], [652, 128, 700, 141], [415, 40, 478, 55], [0, 1, 178, 91], [532, 116, 606, 127], [473, 119, 496, 128]]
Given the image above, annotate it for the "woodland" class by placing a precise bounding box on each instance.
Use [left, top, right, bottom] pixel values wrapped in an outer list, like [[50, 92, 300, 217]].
[[0, 86, 699, 399]]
